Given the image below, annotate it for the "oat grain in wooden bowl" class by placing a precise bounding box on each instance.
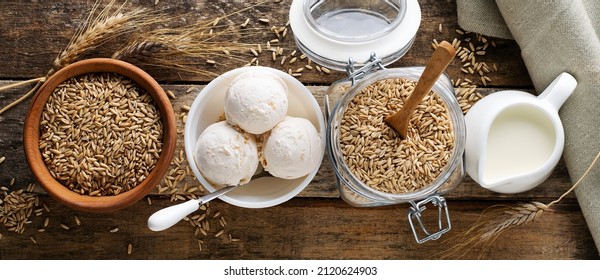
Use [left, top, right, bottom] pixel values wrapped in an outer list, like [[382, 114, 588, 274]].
[[24, 58, 176, 213]]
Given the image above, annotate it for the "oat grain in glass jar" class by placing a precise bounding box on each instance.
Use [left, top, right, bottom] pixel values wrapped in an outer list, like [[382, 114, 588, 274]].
[[290, 0, 465, 243]]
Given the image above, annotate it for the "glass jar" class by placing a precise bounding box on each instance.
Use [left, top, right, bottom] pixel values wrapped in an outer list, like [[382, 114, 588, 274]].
[[327, 67, 466, 206], [289, 0, 465, 243], [290, 0, 420, 71]]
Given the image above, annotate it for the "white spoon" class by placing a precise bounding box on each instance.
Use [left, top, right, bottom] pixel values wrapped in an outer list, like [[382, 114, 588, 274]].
[[147, 169, 270, 231]]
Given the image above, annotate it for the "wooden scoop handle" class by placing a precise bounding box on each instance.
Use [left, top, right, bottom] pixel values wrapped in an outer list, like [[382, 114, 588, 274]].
[[384, 41, 456, 139]]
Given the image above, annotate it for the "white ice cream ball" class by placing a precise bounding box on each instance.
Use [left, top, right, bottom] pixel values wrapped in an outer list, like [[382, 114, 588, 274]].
[[224, 69, 288, 134], [194, 121, 259, 186], [261, 116, 322, 179]]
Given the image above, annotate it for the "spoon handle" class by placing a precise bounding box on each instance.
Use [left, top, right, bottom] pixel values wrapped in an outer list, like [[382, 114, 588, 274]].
[[147, 199, 200, 231], [147, 184, 242, 231], [384, 41, 456, 138], [407, 41, 456, 112]]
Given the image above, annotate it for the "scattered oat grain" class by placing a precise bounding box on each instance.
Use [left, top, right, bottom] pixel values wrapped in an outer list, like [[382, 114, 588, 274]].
[[167, 90, 176, 99], [241, 18, 250, 28]]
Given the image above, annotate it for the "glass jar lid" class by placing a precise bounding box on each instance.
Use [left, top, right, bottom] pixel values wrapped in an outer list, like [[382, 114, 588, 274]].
[[289, 0, 421, 71]]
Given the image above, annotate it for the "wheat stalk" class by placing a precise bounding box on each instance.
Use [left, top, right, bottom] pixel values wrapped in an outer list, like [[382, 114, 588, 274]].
[[49, 0, 163, 75], [440, 149, 600, 259], [480, 202, 549, 240], [1, 1, 162, 116], [0, 78, 45, 115], [439, 202, 551, 259], [112, 41, 167, 61], [112, 26, 264, 77], [111, 2, 270, 77], [2, 1, 268, 112]]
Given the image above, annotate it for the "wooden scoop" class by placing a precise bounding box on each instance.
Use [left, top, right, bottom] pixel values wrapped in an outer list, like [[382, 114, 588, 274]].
[[384, 41, 456, 139]]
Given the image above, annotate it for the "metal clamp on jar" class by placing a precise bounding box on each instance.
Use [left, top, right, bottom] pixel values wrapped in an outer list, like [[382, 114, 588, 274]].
[[290, 0, 466, 243]]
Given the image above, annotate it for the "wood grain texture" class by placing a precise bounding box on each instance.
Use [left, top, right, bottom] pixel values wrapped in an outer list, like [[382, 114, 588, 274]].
[[0, 0, 593, 260], [0, 0, 533, 87], [0, 197, 595, 260]]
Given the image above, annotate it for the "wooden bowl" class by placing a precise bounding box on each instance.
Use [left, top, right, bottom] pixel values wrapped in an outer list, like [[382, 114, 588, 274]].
[[23, 58, 177, 213]]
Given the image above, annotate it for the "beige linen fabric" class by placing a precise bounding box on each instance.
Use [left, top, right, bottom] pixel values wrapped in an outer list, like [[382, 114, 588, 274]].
[[457, 0, 600, 252]]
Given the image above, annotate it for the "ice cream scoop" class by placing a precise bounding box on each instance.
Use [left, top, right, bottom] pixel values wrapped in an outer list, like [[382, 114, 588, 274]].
[[261, 116, 322, 179], [224, 69, 288, 134], [194, 121, 258, 186]]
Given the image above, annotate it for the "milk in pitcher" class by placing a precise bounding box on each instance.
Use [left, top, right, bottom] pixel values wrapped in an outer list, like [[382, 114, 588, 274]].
[[483, 106, 556, 183]]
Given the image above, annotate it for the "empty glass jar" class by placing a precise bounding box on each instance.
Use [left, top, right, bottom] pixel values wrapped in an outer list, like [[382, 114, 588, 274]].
[[290, 0, 420, 71]]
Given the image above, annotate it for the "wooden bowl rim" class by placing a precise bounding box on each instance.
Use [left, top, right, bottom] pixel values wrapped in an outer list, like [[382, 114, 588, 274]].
[[23, 58, 177, 213]]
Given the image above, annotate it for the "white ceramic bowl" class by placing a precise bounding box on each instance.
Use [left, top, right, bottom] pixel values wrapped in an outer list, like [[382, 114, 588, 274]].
[[184, 66, 325, 208]]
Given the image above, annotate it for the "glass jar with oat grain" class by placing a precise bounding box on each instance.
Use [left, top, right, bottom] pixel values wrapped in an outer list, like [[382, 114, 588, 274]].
[[289, 0, 466, 243]]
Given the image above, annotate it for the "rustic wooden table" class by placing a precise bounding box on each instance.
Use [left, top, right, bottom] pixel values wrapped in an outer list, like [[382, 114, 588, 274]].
[[0, 0, 597, 260]]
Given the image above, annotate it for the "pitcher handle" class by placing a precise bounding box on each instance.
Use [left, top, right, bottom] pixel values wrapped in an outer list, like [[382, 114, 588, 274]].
[[538, 72, 577, 111]]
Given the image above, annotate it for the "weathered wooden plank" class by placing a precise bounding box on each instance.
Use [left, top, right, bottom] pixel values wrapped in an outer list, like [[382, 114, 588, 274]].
[[0, 196, 594, 259], [0, 0, 592, 262], [0, 0, 532, 87]]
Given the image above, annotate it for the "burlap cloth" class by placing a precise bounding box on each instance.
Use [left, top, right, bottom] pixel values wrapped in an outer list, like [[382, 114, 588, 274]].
[[456, 0, 600, 252]]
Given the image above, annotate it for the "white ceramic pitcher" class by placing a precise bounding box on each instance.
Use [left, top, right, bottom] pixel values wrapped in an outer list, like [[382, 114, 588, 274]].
[[465, 72, 577, 194]]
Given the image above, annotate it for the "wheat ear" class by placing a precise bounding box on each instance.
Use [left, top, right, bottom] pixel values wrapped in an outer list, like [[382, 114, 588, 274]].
[[49, 0, 162, 75], [439, 149, 600, 259], [112, 41, 167, 61], [1, 1, 162, 116], [111, 2, 270, 77]]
